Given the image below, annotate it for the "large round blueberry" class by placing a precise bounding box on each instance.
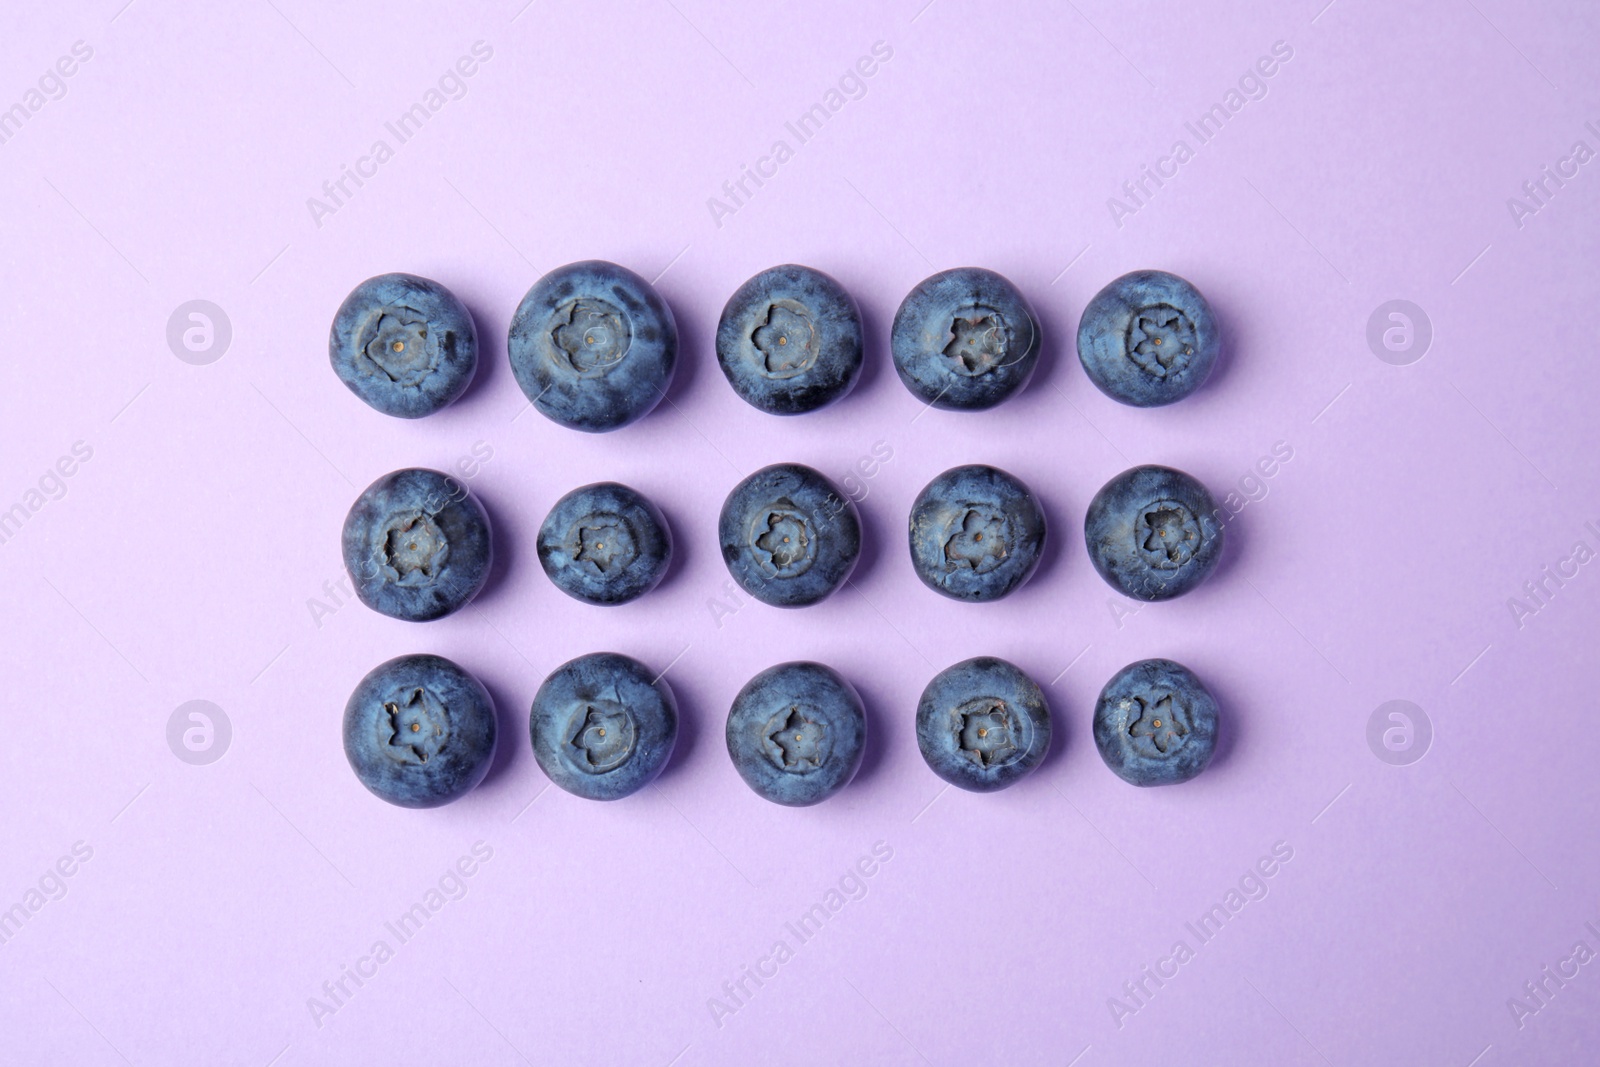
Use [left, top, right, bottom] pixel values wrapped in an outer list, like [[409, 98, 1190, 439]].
[[529, 652, 678, 801], [507, 260, 677, 433], [719, 463, 861, 608], [343, 654, 497, 808], [1077, 270, 1220, 407], [1093, 658, 1219, 787], [1084, 464, 1223, 602], [716, 264, 863, 415], [891, 267, 1040, 411], [342, 468, 493, 622], [329, 273, 478, 418], [909, 464, 1047, 602], [726, 661, 867, 807], [916, 657, 1051, 793], [537, 482, 672, 606]]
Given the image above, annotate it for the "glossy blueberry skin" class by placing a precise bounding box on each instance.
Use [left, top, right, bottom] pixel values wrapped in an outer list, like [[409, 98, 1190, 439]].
[[916, 657, 1051, 793], [891, 267, 1040, 411], [343, 654, 497, 808], [342, 468, 493, 622], [1093, 658, 1219, 787], [537, 482, 672, 606], [1077, 270, 1220, 407], [329, 273, 478, 419], [719, 463, 861, 607], [1084, 465, 1223, 602], [716, 265, 864, 415], [726, 661, 867, 807], [909, 464, 1047, 602], [529, 652, 678, 801], [507, 260, 678, 433]]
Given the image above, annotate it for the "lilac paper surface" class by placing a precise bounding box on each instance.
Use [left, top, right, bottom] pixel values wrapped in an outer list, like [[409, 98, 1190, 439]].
[[2, 1, 1598, 1063]]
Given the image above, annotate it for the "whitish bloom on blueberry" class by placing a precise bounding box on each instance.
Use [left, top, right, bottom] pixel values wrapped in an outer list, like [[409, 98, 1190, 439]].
[[1125, 693, 1190, 759], [752, 509, 815, 577], [569, 703, 637, 773], [943, 507, 1008, 574], [1137, 502, 1200, 570], [956, 699, 1019, 768], [765, 706, 830, 773], [384, 688, 448, 764], [575, 518, 635, 574], [943, 309, 1010, 375], [382, 512, 449, 583], [751, 302, 819, 377], [364, 307, 439, 385], [552, 299, 630, 373], [1125, 304, 1196, 378]]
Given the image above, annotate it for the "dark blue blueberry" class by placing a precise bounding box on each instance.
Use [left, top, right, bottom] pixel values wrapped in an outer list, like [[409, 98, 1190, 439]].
[[1077, 270, 1220, 407], [891, 267, 1040, 411], [529, 652, 678, 801], [507, 260, 677, 433], [342, 468, 493, 622], [725, 661, 867, 807], [537, 482, 672, 606], [343, 654, 497, 808], [329, 273, 478, 418], [909, 464, 1047, 602], [916, 657, 1051, 793], [1084, 465, 1223, 602], [1093, 658, 1219, 787], [719, 463, 861, 608], [716, 265, 863, 415]]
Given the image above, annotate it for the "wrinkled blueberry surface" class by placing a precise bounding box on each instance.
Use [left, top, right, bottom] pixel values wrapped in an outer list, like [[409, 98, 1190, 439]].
[[1084, 464, 1223, 601], [1093, 658, 1219, 786], [916, 656, 1051, 792], [891, 267, 1040, 411], [908, 464, 1047, 602], [342, 467, 493, 621], [330, 273, 478, 419]]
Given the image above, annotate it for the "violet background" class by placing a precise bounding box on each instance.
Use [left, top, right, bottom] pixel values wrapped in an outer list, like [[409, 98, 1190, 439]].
[[1, 0, 1597, 1064]]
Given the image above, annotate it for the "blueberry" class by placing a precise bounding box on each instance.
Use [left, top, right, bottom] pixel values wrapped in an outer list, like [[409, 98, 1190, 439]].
[[537, 482, 672, 606], [529, 652, 678, 801], [716, 264, 863, 415], [329, 273, 478, 418], [342, 468, 493, 622], [1077, 270, 1219, 407], [719, 463, 861, 608], [916, 657, 1051, 792], [507, 260, 677, 432], [343, 654, 497, 808], [725, 661, 867, 807], [1084, 464, 1224, 601], [908, 464, 1047, 602], [1093, 658, 1219, 787], [891, 267, 1040, 411]]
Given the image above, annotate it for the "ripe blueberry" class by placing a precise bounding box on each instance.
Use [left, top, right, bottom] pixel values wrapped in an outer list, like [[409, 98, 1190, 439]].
[[342, 467, 493, 622], [1093, 658, 1219, 786], [916, 657, 1051, 792], [716, 264, 864, 415], [529, 652, 678, 801], [329, 273, 478, 419], [725, 661, 867, 807], [891, 267, 1040, 411], [1077, 270, 1220, 407], [537, 482, 672, 606], [507, 260, 678, 432], [1084, 464, 1223, 601], [909, 464, 1047, 602], [719, 463, 861, 608], [343, 654, 497, 808]]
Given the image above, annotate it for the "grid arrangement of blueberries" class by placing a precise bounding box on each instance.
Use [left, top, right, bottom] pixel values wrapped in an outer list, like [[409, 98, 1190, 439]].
[[332, 262, 1226, 810]]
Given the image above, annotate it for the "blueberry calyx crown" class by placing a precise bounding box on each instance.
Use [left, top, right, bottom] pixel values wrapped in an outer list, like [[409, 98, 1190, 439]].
[[551, 297, 631, 375], [565, 700, 638, 773], [954, 697, 1021, 769], [762, 704, 831, 775], [750, 299, 820, 378], [382, 687, 448, 765]]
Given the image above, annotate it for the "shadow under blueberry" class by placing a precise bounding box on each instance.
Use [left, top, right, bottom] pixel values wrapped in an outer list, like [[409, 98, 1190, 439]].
[[1193, 283, 1239, 395], [1199, 504, 1248, 587], [1023, 478, 1070, 590], [644, 500, 692, 596], [1186, 659, 1241, 777], [842, 492, 886, 589], [465, 490, 514, 611], [471, 670, 524, 792], [650, 668, 703, 787], [1032, 679, 1070, 777], [657, 283, 703, 409], [843, 282, 885, 403], [841, 670, 895, 788], [454, 297, 501, 407], [1020, 286, 1067, 395]]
